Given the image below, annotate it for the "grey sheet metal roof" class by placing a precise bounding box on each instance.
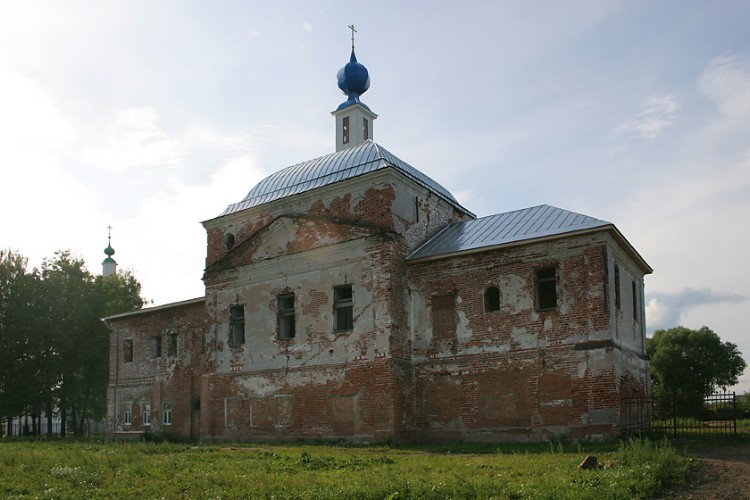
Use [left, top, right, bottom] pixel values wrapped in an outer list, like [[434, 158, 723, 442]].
[[219, 140, 472, 217], [407, 204, 612, 261]]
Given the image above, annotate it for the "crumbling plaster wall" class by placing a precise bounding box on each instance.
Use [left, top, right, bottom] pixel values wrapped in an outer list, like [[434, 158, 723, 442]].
[[203, 169, 471, 269], [105, 300, 206, 440], [196, 169, 467, 441], [407, 232, 648, 441]]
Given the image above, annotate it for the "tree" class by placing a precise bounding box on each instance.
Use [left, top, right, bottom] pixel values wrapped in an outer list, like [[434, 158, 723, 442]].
[[40, 252, 146, 436], [0, 249, 145, 436], [0, 250, 40, 434], [647, 326, 746, 397]]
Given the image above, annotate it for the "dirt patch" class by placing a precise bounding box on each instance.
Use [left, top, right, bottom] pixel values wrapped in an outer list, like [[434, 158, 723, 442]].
[[665, 441, 750, 499]]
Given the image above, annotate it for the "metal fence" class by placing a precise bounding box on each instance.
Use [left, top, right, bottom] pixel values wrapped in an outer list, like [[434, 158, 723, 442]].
[[621, 392, 737, 437]]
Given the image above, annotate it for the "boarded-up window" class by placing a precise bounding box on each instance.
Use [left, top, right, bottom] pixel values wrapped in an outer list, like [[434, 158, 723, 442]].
[[275, 395, 294, 427], [224, 397, 243, 428], [250, 398, 273, 429], [431, 293, 456, 340], [332, 395, 357, 434], [363, 117, 369, 140]]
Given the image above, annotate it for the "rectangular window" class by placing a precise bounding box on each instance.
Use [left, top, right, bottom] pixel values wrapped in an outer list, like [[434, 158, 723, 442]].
[[632, 280, 638, 320], [152, 336, 162, 358], [230, 304, 245, 346], [162, 403, 172, 426], [334, 284, 353, 332], [278, 294, 295, 339], [168, 333, 178, 356], [123, 407, 132, 426], [614, 263, 621, 310], [363, 117, 369, 140], [142, 403, 151, 426], [123, 339, 133, 363], [342, 116, 350, 144], [535, 266, 557, 311]]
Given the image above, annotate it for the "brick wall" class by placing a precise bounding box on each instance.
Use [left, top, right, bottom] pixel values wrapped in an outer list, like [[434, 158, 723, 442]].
[[105, 299, 207, 440], [407, 233, 648, 441]]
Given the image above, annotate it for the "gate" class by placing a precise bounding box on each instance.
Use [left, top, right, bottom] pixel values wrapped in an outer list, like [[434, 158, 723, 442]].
[[621, 392, 737, 437]]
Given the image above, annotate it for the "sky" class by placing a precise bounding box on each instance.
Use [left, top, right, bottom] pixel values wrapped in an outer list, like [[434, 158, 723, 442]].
[[1, 2, 749, 389]]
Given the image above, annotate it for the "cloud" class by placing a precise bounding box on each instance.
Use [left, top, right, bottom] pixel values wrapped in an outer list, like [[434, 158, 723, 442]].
[[646, 288, 747, 333], [614, 94, 680, 139], [303, 22, 313, 33], [83, 107, 184, 172], [0, 63, 77, 151], [699, 54, 750, 118]]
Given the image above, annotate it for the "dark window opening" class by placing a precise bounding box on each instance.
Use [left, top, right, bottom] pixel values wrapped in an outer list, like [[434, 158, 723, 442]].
[[632, 280, 638, 320], [602, 246, 610, 313], [484, 286, 500, 312], [334, 284, 353, 332], [614, 263, 621, 310], [278, 294, 295, 339], [124, 339, 133, 363], [168, 333, 177, 356], [152, 336, 162, 358], [535, 266, 557, 311], [230, 304, 245, 346], [363, 117, 369, 140], [342, 116, 349, 144]]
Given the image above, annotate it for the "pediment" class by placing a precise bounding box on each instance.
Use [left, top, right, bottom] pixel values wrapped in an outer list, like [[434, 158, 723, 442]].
[[206, 216, 386, 274]]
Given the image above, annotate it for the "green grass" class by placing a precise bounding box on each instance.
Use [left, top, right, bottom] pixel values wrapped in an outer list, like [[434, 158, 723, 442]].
[[0, 438, 689, 499]]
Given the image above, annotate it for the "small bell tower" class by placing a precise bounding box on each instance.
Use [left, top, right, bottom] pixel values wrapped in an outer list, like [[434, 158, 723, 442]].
[[102, 226, 118, 277], [332, 25, 377, 152]]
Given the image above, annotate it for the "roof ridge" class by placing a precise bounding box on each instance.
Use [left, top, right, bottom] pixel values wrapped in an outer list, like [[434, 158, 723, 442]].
[[217, 141, 473, 218]]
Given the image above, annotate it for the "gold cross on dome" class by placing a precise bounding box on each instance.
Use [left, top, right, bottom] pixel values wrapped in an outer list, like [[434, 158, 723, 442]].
[[348, 24, 357, 50]]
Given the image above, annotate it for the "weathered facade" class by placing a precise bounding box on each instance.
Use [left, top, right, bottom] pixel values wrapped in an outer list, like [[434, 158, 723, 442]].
[[105, 48, 651, 442]]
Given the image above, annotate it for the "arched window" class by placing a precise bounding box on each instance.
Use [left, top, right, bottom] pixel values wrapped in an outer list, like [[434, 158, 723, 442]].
[[484, 286, 500, 312]]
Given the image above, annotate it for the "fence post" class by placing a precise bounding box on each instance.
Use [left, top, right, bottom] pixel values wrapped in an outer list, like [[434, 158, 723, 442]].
[[733, 391, 737, 435]]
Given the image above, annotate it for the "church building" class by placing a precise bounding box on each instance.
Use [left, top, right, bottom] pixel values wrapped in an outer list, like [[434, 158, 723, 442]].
[[104, 42, 651, 442]]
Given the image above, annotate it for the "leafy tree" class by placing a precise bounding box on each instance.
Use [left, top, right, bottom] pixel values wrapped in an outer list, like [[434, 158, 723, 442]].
[[0, 250, 40, 434], [647, 326, 746, 397], [0, 249, 145, 436]]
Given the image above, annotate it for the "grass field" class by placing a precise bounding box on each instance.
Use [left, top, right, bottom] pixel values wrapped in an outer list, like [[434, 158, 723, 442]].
[[0, 438, 689, 499]]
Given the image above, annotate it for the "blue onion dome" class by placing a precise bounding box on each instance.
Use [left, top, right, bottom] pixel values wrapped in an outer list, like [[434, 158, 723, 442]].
[[336, 49, 371, 111], [104, 244, 115, 257]]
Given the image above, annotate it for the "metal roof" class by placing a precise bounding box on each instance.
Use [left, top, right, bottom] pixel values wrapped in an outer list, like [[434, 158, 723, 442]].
[[407, 204, 612, 261], [219, 140, 472, 217]]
